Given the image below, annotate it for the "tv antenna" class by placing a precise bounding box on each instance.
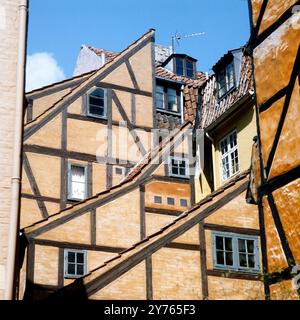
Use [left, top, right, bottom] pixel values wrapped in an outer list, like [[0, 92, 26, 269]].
[[171, 31, 205, 53]]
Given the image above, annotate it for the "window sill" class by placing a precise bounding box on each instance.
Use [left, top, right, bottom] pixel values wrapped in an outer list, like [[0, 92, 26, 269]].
[[86, 113, 108, 120], [212, 266, 261, 275], [156, 108, 181, 117], [64, 275, 86, 279], [221, 170, 240, 184], [168, 174, 190, 179]]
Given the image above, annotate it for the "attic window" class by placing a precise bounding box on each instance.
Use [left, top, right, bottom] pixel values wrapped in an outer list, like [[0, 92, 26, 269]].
[[217, 61, 235, 98], [175, 57, 195, 78], [87, 88, 107, 119]]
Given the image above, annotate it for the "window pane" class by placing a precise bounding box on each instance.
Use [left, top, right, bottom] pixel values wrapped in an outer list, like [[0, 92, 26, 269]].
[[68, 263, 75, 275], [180, 199, 188, 207], [216, 250, 224, 265], [77, 252, 84, 264], [238, 239, 246, 253], [156, 86, 164, 109], [89, 96, 104, 107], [154, 196, 162, 204], [167, 89, 178, 112], [89, 105, 105, 116], [171, 167, 179, 175], [226, 62, 235, 90], [175, 58, 184, 76], [247, 240, 254, 254], [68, 251, 75, 263], [225, 252, 233, 266], [167, 197, 175, 205], [71, 166, 85, 183], [77, 264, 84, 276], [186, 60, 194, 78], [248, 254, 255, 268], [179, 168, 186, 176], [70, 166, 86, 200], [220, 140, 228, 155], [225, 237, 232, 251], [179, 160, 186, 168], [222, 157, 230, 180], [91, 88, 104, 98], [229, 132, 237, 148], [239, 253, 247, 267], [216, 236, 224, 250]]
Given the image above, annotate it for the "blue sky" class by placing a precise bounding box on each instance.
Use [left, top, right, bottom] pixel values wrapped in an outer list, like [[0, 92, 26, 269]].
[[26, 0, 250, 90]]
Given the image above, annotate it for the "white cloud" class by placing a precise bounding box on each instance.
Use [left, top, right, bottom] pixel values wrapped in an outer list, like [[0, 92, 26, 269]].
[[26, 52, 66, 92]]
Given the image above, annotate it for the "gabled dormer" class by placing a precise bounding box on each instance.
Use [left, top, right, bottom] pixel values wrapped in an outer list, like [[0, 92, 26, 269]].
[[161, 54, 197, 79], [213, 48, 243, 99]]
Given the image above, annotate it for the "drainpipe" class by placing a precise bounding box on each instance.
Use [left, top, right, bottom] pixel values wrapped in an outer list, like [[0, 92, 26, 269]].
[[5, 0, 28, 300], [180, 84, 184, 123]]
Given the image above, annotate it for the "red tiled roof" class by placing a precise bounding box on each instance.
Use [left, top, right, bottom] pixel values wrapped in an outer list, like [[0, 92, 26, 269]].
[[88, 47, 119, 63], [155, 65, 207, 88]]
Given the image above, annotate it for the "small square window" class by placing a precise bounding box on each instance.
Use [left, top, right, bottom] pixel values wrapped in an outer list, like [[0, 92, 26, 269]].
[[180, 199, 188, 207], [64, 249, 87, 278], [169, 157, 189, 178], [115, 167, 124, 175], [154, 196, 162, 204], [167, 197, 175, 205]]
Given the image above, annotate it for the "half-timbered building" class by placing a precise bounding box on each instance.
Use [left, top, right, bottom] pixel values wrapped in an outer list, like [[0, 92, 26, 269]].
[[16, 26, 267, 300], [247, 0, 300, 300]]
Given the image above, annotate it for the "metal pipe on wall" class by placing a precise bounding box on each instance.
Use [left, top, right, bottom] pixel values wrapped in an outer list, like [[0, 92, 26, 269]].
[[5, 0, 28, 300]]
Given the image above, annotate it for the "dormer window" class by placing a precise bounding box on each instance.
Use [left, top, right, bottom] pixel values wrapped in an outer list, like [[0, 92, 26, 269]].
[[174, 57, 196, 78], [161, 54, 197, 79], [217, 61, 235, 98]]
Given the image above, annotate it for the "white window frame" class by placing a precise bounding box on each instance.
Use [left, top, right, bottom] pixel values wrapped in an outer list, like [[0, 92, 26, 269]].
[[219, 130, 239, 182], [114, 166, 125, 176], [86, 87, 107, 119], [168, 156, 189, 179], [212, 232, 260, 273], [67, 163, 88, 201], [64, 249, 87, 279]]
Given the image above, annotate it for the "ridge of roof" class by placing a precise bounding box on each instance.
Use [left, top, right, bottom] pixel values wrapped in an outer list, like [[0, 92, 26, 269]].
[[23, 120, 192, 234], [50, 169, 250, 298], [24, 29, 155, 131]]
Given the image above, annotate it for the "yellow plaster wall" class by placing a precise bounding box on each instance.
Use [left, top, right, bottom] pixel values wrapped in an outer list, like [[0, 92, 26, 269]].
[[96, 188, 141, 248], [207, 276, 264, 300], [204, 191, 259, 229], [67, 118, 107, 156], [36, 213, 91, 244], [34, 245, 59, 286], [152, 247, 202, 300], [31, 88, 72, 120], [26, 153, 61, 199], [90, 261, 146, 300], [27, 114, 62, 149]]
